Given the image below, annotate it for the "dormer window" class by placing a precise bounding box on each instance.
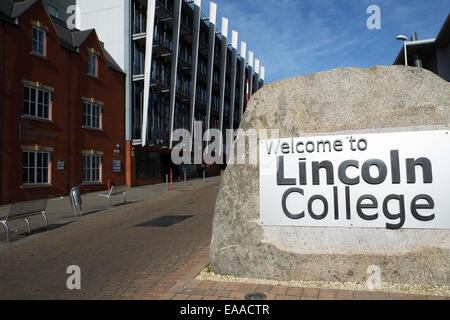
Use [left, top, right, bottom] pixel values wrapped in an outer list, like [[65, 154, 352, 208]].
[[88, 51, 98, 77], [32, 26, 46, 57], [47, 5, 59, 18]]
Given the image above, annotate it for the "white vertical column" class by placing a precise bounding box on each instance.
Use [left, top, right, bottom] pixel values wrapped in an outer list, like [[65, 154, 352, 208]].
[[124, 1, 132, 141], [248, 51, 254, 67], [238, 41, 246, 121], [190, 0, 202, 146], [231, 31, 238, 49], [218, 17, 228, 135], [248, 50, 254, 100], [141, 0, 156, 146], [255, 59, 260, 74], [229, 30, 238, 129], [260, 66, 265, 87], [255, 58, 260, 90], [205, 1, 217, 132], [169, 0, 183, 149]]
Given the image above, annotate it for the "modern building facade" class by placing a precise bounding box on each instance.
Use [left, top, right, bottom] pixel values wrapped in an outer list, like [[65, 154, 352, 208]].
[[0, 0, 126, 204], [394, 14, 450, 82], [73, 0, 266, 186]]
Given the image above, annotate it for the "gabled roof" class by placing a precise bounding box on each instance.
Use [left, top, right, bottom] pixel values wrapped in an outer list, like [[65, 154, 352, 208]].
[[51, 20, 75, 50], [50, 17, 124, 74], [0, 1, 14, 20], [102, 47, 123, 73], [0, 0, 124, 74], [50, 17, 93, 50], [11, 0, 37, 18], [0, 0, 36, 21], [72, 29, 94, 48]]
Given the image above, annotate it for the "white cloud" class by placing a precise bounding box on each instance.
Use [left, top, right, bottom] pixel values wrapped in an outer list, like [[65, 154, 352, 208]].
[[205, 0, 449, 82]]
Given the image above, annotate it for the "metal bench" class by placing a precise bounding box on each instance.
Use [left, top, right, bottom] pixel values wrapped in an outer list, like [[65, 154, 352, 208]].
[[0, 199, 49, 243], [98, 185, 127, 208]]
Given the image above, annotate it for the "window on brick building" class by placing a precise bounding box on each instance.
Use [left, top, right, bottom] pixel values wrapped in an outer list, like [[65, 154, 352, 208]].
[[47, 5, 59, 18], [82, 102, 102, 129], [83, 155, 101, 183], [24, 86, 51, 120], [32, 26, 46, 57], [88, 52, 98, 77], [22, 151, 50, 185]]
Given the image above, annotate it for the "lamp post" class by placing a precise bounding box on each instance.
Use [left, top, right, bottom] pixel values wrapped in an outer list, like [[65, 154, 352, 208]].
[[396, 35, 408, 66]]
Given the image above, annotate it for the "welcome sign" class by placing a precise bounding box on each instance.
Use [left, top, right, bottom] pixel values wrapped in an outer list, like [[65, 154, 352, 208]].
[[259, 130, 450, 230]]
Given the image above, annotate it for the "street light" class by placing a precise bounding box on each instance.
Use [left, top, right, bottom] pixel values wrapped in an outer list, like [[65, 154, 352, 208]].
[[396, 35, 408, 66]]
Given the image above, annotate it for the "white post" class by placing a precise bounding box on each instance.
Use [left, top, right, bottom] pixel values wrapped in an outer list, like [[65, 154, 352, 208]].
[[248, 51, 254, 99], [248, 51, 254, 68], [141, 0, 157, 146], [403, 41, 408, 66], [205, 1, 217, 142], [239, 41, 247, 121]]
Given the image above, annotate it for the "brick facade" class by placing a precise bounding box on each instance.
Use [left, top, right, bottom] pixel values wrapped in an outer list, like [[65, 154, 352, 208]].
[[0, 0, 126, 204]]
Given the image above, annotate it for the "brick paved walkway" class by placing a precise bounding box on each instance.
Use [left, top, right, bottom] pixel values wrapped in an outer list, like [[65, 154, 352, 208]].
[[0, 176, 220, 250], [0, 181, 221, 300], [0, 179, 448, 300]]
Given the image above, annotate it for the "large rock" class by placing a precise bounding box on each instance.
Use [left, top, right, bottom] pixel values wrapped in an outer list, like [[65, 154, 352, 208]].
[[210, 66, 450, 286]]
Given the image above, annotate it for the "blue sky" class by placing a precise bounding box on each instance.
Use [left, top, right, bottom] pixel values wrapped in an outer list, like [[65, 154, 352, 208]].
[[199, 0, 449, 83]]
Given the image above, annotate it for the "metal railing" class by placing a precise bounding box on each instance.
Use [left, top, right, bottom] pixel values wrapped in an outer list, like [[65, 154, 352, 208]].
[[152, 74, 170, 87]]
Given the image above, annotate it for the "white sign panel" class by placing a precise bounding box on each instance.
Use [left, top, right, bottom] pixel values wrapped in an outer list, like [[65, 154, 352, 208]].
[[259, 130, 450, 230]]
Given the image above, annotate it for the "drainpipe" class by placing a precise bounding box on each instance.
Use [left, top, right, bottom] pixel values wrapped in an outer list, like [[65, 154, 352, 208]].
[[67, 50, 72, 193], [0, 22, 6, 203]]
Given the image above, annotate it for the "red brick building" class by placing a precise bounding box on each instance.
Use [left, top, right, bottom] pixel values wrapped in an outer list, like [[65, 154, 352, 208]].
[[0, 0, 126, 205]]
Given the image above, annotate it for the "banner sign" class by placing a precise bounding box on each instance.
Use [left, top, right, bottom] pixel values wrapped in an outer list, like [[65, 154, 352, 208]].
[[259, 130, 450, 230]]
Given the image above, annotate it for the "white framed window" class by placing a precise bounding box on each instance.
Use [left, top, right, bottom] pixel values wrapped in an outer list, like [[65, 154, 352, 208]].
[[32, 26, 46, 57], [22, 151, 50, 185], [24, 86, 51, 120], [83, 155, 101, 183], [88, 52, 98, 77], [82, 102, 102, 129]]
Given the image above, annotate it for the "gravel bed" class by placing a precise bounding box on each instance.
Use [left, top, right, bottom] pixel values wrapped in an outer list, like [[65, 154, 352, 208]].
[[196, 267, 450, 297]]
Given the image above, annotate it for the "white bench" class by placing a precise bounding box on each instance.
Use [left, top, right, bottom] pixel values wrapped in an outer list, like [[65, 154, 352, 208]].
[[0, 199, 49, 243], [98, 185, 127, 208]]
